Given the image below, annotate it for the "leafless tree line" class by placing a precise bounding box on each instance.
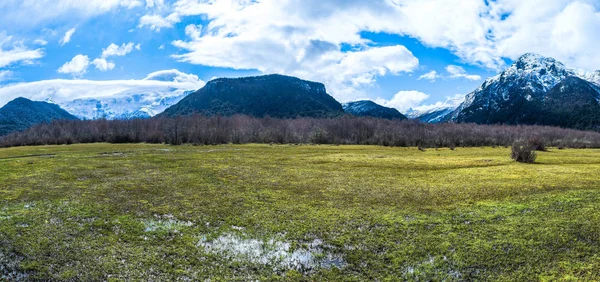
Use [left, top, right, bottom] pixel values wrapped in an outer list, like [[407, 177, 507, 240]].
[[1, 115, 599, 148]]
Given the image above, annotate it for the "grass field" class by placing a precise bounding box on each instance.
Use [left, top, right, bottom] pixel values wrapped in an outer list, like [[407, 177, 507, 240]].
[[1, 144, 600, 281]]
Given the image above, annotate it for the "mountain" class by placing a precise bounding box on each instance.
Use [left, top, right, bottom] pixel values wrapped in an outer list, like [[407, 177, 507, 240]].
[[451, 53, 600, 130], [405, 95, 464, 123], [579, 70, 600, 86], [0, 70, 204, 120], [408, 107, 454, 123], [0, 97, 78, 136], [58, 91, 195, 120], [342, 100, 407, 120], [161, 74, 345, 118]]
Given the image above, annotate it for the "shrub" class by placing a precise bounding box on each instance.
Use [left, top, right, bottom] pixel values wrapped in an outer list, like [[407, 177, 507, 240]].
[[528, 136, 547, 151], [511, 140, 537, 163]]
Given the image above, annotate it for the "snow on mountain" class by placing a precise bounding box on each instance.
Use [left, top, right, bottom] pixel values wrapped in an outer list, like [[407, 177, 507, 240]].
[[578, 70, 600, 87], [0, 70, 205, 120], [342, 100, 406, 120], [451, 53, 600, 121], [407, 107, 454, 123], [458, 53, 575, 112], [61, 91, 196, 120], [449, 53, 600, 129], [405, 94, 464, 123], [498, 53, 574, 91], [342, 100, 380, 113]]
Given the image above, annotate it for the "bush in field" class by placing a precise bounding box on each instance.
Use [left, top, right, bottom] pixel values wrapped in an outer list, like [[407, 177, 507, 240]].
[[511, 140, 537, 163], [528, 136, 547, 151]]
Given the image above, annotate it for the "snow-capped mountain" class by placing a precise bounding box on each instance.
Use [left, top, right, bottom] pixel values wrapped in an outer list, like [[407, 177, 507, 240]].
[[0, 70, 205, 120], [59, 90, 196, 120], [406, 107, 454, 123], [405, 94, 464, 123], [578, 70, 600, 87], [453, 53, 574, 117], [451, 53, 600, 130], [343, 100, 407, 120]]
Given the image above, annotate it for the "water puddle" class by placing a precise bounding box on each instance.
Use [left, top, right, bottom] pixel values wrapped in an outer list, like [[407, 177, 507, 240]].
[[142, 215, 194, 232], [198, 233, 345, 271]]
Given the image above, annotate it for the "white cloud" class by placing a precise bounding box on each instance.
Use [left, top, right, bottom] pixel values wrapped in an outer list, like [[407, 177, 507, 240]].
[[121, 0, 143, 9], [58, 54, 90, 76], [135, 0, 426, 100], [172, 37, 419, 100], [138, 14, 180, 31], [418, 71, 440, 82], [375, 90, 430, 113], [142, 0, 600, 73], [445, 65, 481, 81], [0, 47, 44, 68], [143, 69, 202, 84], [296, 45, 419, 100], [488, 1, 600, 71], [101, 42, 137, 58], [0, 70, 13, 82], [165, 1, 421, 101], [0, 33, 44, 68], [145, 0, 166, 9], [92, 58, 116, 71], [417, 66, 481, 82], [410, 94, 465, 113], [59, 27, 76, 46], [0, 0, 143, 29], [79, 42, 141, 72], [33, 39, 48, 46], [0, 70, 205, 112]]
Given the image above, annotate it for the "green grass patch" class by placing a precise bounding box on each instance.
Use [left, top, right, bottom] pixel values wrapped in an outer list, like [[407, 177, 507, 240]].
[[1, 144, 600, 280]]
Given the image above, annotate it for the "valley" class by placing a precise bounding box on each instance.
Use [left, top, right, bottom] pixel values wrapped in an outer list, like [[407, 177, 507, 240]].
[[2, 144, 600, 280], [2, 1, 600, 280]]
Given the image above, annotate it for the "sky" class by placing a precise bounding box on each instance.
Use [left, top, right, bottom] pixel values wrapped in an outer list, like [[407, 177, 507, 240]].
[[0, 0, 599, 113]]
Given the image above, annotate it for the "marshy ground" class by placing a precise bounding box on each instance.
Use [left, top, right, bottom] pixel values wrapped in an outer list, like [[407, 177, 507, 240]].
[[1, 144, 600, 280]]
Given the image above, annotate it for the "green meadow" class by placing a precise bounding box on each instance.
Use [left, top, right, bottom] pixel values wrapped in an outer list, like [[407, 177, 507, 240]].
[[1, 144, 600, 281]]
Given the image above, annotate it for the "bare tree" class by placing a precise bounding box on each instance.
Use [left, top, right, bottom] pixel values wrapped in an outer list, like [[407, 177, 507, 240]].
[[1, 115, 599, 149]]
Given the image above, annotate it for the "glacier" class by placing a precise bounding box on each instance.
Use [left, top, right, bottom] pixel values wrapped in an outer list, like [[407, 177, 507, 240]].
[[0, 70, 205, 120]]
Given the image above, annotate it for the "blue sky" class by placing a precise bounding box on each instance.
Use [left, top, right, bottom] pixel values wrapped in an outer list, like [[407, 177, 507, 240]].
[[1, 0, 599, 113]]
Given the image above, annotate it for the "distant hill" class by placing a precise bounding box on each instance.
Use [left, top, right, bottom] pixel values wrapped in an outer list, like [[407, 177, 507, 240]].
[[342, 100, 407, 120], [451, 53, 600, 131], [161, 74, 345, 118], [0, 97, 78, 136]]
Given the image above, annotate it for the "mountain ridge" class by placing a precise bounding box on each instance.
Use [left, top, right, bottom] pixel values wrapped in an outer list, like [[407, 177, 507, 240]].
[[161, 74, 345, 118], [342, 100, 407, 120], [0, 97, 78, 136], [449, 53, 600, 130]]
